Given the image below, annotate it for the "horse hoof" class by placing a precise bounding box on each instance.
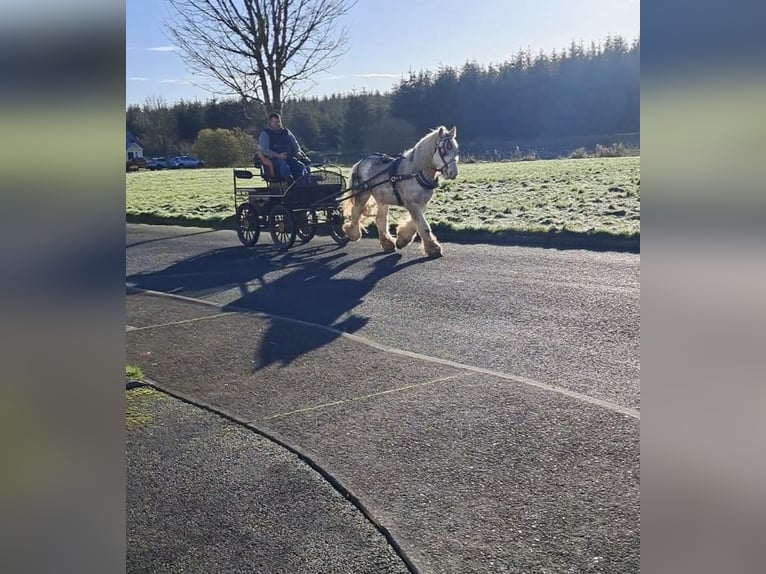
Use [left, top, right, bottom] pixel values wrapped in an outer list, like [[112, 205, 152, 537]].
[[343, 224, 361, 242], [425, 244, 443, 258], [380, 235, 396, 252]]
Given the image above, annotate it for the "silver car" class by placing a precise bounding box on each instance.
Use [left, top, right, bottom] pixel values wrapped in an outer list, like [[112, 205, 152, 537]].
[[171, 155, 205, 168]]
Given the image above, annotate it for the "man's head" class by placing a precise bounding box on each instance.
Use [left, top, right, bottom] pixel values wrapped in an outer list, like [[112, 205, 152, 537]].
[[267, 112, 282, 130]]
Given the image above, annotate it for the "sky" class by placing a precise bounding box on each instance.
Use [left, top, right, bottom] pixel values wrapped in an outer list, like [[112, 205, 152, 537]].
[[126, 0, 639, 108]]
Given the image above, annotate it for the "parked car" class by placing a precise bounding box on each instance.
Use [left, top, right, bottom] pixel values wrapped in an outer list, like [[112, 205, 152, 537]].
[[146, 157, 173, 170], [171, 155, 205, 168], [126, 156, 147, 172]]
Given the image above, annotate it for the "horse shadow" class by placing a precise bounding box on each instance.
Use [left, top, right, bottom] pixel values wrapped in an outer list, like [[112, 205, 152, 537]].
[[126, 242, 430, 371]]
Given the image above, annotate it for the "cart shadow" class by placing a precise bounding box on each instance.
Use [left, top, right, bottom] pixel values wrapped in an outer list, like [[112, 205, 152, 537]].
[[126, 241, 431, 371], [126, 228, 218, 249], [127, 243, 322, 298]]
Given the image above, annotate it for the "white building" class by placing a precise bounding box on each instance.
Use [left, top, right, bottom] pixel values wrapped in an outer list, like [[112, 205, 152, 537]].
[[127, 140, 144, 161]]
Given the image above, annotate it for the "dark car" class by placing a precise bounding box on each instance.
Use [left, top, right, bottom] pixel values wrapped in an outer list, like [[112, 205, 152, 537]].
[[126, 156, 148, 172], [146, 157, 173, 170]]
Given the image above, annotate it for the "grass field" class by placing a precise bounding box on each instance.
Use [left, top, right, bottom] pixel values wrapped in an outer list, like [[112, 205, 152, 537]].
[[126, 156, 639, 239]]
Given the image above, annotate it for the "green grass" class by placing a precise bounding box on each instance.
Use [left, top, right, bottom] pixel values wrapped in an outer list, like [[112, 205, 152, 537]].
[[126, 364, 144, 381], [433, 158, 640, 236], [126, 364, 156, 429], [126, 157, 639, 238], [126, 387, 159, 428]]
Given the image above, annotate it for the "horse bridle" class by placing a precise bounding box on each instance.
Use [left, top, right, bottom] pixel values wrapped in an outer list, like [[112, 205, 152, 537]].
[[435, 136, 458, 174]]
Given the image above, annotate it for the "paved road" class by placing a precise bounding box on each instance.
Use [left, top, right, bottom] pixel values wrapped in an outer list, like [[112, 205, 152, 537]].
[[127, 224, 639, 411], [126, 223, 640, 573]]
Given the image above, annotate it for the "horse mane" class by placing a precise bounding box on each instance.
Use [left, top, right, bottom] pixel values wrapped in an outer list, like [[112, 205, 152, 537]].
[[406, 126, 446, 171]]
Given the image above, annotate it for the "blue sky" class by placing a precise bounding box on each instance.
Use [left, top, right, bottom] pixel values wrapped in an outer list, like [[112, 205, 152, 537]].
[[126, 0, 639, 107]]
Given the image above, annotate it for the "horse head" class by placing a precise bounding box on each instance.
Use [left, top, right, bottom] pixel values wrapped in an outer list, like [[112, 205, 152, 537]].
[[433, 126, 459, 179]]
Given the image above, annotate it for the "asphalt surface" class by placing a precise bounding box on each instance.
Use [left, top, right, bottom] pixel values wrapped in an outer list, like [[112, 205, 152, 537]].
[[127, 385, 410, 574], [126, 223, 640, 573]]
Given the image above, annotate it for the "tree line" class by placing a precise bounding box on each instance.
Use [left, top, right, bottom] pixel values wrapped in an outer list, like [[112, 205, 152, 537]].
[[127, 35, 639, 163]]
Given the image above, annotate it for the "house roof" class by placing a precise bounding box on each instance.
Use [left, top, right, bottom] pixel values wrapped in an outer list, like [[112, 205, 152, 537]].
[[126, 128, 142, 149]]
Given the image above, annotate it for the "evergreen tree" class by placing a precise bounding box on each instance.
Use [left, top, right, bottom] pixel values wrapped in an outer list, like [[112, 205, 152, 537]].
[[128, 35, 639, 158], [343, 92, 376, 151]]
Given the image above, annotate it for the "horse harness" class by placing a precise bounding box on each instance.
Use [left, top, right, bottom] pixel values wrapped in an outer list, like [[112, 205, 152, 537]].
[[351, 135, 455, 206]]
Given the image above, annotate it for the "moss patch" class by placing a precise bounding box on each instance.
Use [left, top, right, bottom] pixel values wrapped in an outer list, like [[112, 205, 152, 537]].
[[126, 387, 162, 429], [126, 364, 144, 381]]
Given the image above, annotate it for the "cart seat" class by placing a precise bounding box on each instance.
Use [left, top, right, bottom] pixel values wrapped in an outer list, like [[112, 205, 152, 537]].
[[253, 150, 282, 183]]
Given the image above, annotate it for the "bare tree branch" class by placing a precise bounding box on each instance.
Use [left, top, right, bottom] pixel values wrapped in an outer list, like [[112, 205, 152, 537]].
[[163, 0, 356, 113]]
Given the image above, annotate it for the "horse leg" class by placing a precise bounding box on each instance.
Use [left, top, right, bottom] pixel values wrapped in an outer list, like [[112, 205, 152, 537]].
[[342, 190, 370, 242], [395, 216, 418, 250], [408, 204, 442, 258], [375, 203, 395, 252]]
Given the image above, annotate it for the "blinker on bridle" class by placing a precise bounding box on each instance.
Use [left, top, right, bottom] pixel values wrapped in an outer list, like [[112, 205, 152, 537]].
[[436, 136, 457, 173]]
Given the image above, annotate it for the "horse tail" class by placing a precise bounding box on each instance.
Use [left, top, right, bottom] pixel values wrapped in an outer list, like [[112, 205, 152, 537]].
[[340, 190, 356, 219], [343, 161, 377, 223], [342, 194, 377, 221]]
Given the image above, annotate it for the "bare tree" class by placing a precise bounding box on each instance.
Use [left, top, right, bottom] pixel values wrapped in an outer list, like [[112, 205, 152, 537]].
[[164, 0, 356, 114]]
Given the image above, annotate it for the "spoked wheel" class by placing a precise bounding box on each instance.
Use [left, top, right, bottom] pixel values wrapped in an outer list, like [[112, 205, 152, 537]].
[[296, 209, 318, 244], [269, 205, 297, 249], [235, 203, 260, 247], [328, 208, 348, 246]]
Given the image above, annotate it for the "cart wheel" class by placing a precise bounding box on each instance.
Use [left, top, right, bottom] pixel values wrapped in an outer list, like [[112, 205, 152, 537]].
[[236, 203, 260, 247], [296, 210, 317, 244], [269, 205, 297, 249], [329, 209, 348, 246]]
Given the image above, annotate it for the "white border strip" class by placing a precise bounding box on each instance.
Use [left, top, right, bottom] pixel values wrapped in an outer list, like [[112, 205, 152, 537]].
[[127, 286, 640, 420], [261, 373, 475, 421]]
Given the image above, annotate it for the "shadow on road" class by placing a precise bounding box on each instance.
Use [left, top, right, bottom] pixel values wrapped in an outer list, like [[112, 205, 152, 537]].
[[126, 242, 430, 370], [126, 228, 219, 249]]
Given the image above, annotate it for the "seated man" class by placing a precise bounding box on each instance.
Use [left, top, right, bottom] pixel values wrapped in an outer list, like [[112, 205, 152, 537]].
[[258, 112, 311, 184]]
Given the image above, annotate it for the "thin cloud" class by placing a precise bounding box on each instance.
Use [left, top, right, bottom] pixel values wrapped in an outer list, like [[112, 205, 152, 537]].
[[147, 45, 179, 52], [317, 73, 400, 81], [129, 77, 150, 82], [160, 78, 193, 85]]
